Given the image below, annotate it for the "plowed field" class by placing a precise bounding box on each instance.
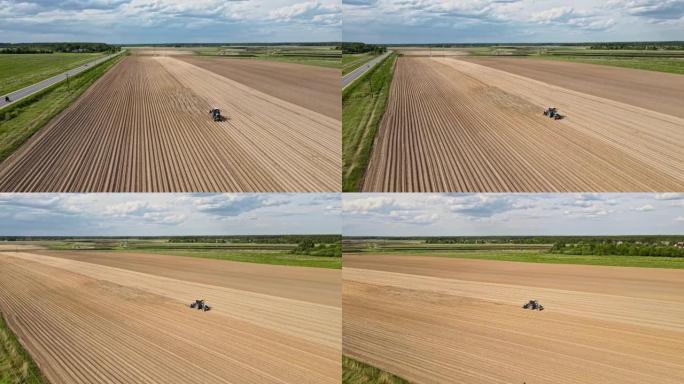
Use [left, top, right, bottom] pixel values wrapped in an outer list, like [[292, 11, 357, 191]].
[[0, 56, 340, 192], [179, 57, 340, 119], [462, 57, 684, 118], [0, 251, 341, 383], [363, 57, 684, 192], [343, 254, 684, 384]]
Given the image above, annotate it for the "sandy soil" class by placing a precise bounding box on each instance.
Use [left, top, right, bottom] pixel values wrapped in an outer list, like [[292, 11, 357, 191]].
[[343, 254, 684, 383], [0, 251, 341, 384], [38, 250, 340, 306], [462, 57, 684, 118], [396, 49, 469, 57], [0, 243, 46, 251], [179, 57, 341, 119], [363, 57, 684, 192], [131, 49, 195, 56], [0, 56, 340, 192]]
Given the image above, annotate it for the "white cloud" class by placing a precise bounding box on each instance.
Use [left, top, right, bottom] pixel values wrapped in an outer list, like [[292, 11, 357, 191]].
[[655, 193, 684, 200], [2, 0, 341, 43], [343, 0, 681, 43], [634, 204, 654, 211], [0, 193, 340, 236], [343, 193, 682, 236]]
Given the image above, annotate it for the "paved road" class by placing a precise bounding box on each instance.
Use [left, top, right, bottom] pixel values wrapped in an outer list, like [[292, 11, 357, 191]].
[[342, 50, 392, 89], [0, 51, 124, 110]]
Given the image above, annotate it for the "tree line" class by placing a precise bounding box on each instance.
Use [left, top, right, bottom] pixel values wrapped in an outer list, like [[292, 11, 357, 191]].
[[551, 241, 684, 257], [167, 235, 341, 244], [0, 43, 120, 54], [421, 236, 684, 245], [589, 42, 684, 50], [291, 239, 341, 257], [342, 42, 387, 54]]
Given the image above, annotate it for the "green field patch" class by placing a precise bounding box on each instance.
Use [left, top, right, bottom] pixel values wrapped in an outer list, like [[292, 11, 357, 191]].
[[0, 54, 124, 163], [343, 53, 397, 191], [0, 313, 46, 384], [191, 46, 342, 68], [0, 52, 104, 95], [536, 55, 684, 75], [343, 356, 409, 384], [361, 249, 684, 269], [119, 248, 341, 269]]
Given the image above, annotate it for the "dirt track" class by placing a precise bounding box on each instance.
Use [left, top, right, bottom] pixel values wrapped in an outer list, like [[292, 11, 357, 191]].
[[363, 57, 684, 192], [343, 254, 684, 383], [179, 57, 340, 119], [462, 57, 684, 118], [0, 56, 340, 192], [0, 251, 341, 383]]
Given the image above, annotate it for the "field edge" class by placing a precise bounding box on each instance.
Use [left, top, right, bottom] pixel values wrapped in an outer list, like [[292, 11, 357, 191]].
[[0, 53, 126, 163], [342, 355, 410, 384], [0, 311, 46, 384]]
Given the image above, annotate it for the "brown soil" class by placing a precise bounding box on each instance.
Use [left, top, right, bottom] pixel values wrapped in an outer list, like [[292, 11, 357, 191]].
[[39, 250, 340, 306], [363, 57, 684, 192], [179, 56, 341, 119], [462, 56, 684, 118], [343, 254, 684, 383], [0, 251, 341, 383], [0, 56, 340, 192]]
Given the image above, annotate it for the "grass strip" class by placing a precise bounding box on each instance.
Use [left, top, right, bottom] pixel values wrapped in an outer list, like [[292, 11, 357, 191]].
[[536, 55, 684, 75], [253, 55, 341, 68], [0, 313, 46, 384], [0, 52, 105, 96], [0, 54, 124, 162], [342, 53, 397, 191], [343, 356, 410, 384], [0, 53, 124, 163], [115, 249, 342, 269], [359, 250, 684, 269]]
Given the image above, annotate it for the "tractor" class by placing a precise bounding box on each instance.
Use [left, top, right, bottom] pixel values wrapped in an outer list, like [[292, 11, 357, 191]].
[[522, 299, 544, 311], [190, 299, 211, 312], [543, 107, 563, 120], [209, 107, 222, 122]]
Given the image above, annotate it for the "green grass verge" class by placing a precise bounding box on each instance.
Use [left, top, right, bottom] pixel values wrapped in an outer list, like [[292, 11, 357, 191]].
[[253, 55, 341, 68], [362, 250, 684, 269], [189, 46, 341, 68], [342, 53, 397, 192], [342, 53, 377, 75], [0, 54, 124, 163], [537, 55, 684, 75], [343, 356, 409, 384], [0, 313, 46, 384], [117, 249, 342, 269], [0, 52, 104, 95]]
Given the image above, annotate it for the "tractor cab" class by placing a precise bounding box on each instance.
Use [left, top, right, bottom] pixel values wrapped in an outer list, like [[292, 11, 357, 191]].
[[523, 299, 544, 311], [543, 107, 563, 120], [190, 299, 211, 311], [209, 108, 222, 122]]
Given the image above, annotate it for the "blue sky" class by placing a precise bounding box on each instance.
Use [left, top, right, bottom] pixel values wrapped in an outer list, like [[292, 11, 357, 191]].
[[343, 193, 684, 236], [0, 0, 341, 43], [343, 0, 684, 43], [0, 193, 341, 236]]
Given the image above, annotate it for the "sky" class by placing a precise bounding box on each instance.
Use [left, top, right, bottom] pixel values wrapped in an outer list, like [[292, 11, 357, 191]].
[[0, 193, 341, 236], [342, 193, 684, 236], [0, 0, 341, 43], [343, 0, 684, 43]]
